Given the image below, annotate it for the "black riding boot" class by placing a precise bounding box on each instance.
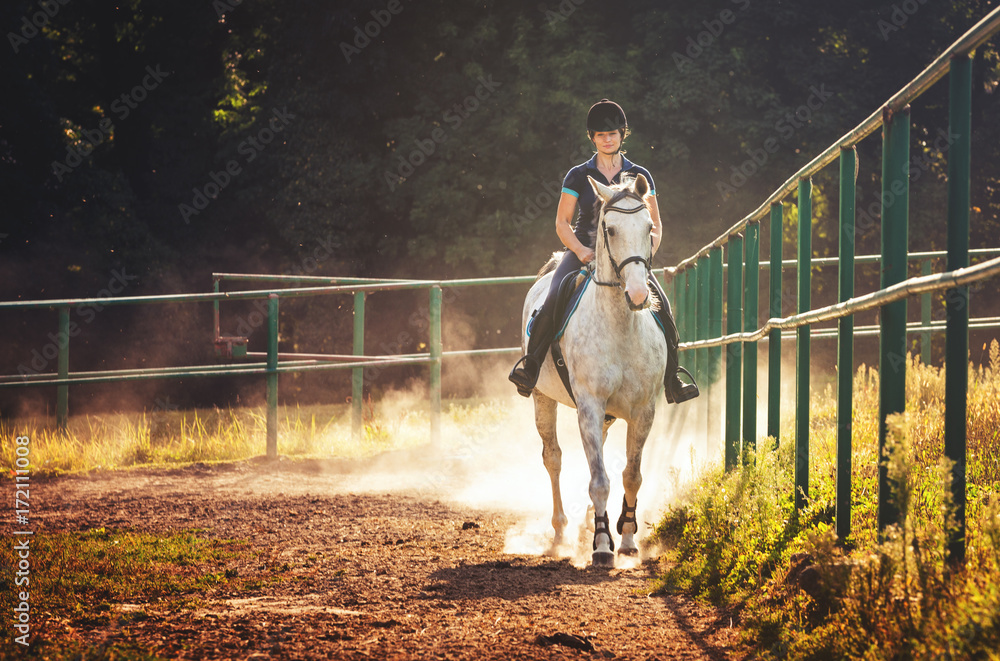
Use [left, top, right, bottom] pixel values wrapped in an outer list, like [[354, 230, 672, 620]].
[[508, 298, 556, 397], [649, 277, 699, 404]]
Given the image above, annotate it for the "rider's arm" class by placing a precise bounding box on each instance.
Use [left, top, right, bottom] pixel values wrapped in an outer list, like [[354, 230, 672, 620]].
[[555, 192, 594, 263], [649, 194, 663, 256]]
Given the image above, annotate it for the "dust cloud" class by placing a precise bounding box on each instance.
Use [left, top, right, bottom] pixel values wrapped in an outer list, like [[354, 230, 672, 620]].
[[328, 359, 723, 567]]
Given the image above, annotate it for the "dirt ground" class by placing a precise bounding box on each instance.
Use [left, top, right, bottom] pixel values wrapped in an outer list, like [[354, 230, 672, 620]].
[[29, 456, 746, 660]]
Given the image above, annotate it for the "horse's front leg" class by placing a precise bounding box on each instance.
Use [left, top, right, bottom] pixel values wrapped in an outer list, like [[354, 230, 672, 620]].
[[577, 399, 614, 567], [585, 415, 617, 533], [618, 405, 655, 556], [534, 391, 566, 552]]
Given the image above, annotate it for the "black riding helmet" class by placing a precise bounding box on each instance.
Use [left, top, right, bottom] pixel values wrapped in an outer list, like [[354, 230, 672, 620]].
[[586, 99, 627, 133]]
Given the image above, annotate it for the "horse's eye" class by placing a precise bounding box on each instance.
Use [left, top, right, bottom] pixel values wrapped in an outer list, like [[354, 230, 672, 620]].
[[607, 227, 616, 238]]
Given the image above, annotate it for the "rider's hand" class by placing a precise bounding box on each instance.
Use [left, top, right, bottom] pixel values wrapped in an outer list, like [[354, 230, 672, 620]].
[[577, 248, 596, 264]]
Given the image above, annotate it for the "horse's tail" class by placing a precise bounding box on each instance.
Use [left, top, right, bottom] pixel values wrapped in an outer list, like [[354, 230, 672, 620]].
[[535, 251, 564, 282]]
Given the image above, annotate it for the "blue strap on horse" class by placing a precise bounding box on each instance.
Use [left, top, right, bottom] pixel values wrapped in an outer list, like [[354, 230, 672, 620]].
[[549, 268, 592, 405]]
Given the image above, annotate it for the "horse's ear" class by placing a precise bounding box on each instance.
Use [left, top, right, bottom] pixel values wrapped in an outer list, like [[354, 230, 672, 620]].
[[588, 176, 614, 203], [633, 173, 650, 198]]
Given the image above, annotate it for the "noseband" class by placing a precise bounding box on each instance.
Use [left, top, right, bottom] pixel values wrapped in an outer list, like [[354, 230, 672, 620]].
[[592, 200, 652, 289]]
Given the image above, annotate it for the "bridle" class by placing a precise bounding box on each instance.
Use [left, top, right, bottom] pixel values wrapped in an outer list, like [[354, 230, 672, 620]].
[[591, 197, 653, 289]]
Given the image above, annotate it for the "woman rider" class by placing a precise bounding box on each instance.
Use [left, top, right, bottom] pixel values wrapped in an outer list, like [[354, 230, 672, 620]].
[[508, 99, 699, 404]]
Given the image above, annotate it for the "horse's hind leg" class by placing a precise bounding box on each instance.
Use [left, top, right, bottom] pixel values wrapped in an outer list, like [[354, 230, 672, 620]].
[[534, 392, 567, 552], [618, 406, 655, 556]]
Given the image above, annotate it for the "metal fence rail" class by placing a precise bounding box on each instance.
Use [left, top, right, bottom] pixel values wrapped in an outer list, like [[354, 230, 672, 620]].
[[681, 256, 1000, 349], [4, 253, 998, 449], [667, 4, 1000, 563], [0, 273, 534, 454]]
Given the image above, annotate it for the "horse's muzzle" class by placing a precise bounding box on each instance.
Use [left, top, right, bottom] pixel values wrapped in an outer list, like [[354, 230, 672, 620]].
[[624, 290, 650, 311]]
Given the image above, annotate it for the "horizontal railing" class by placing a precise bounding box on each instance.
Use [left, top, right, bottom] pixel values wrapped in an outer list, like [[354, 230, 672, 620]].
[[680, 256, 1000, 349], [0, 273, 533, 449], [668, 4, 1000, 566]]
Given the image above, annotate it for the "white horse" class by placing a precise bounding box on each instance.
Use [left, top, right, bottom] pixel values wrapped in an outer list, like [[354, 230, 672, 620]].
[[521, 174, 667, 568]]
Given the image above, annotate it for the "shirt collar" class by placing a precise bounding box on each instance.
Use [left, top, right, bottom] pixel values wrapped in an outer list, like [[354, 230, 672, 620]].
[[585, 152, 633, 173]]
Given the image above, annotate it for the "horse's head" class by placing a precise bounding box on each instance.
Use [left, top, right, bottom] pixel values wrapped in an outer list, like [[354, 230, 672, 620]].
[[588, 174, 654, 311]]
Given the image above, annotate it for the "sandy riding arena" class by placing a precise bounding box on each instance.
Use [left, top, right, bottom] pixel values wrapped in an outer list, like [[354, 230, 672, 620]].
[[21, 418, 745, 661]]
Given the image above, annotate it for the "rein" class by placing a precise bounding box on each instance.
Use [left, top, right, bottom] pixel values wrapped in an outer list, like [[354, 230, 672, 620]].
[[592, 199, 652, 288]]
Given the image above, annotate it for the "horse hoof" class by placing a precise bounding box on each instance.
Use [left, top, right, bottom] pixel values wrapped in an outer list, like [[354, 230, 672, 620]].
[[591, 551, 615, 568], [618, 547, 638, 557]]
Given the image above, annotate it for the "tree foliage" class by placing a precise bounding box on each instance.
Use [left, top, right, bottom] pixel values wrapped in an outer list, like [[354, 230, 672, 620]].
[[3, 0, 998, 290]]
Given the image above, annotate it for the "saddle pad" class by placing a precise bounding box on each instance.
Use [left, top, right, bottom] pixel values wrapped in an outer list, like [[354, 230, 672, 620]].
[[551, 269, 591, 403], [526, 268, 589, 338], [553, 269, 591, 341]]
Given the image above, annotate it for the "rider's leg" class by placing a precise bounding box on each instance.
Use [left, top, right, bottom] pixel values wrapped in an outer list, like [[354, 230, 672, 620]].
[[509, 252, 584, 396], [648, 275, 699, 404]]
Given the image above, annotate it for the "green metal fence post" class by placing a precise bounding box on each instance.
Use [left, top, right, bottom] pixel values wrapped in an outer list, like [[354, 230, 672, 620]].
[[266, 294, 279, 458], [709, 247, 724, 381], [837, 146, 857, 541], [921, 259, 933, 364], [743, 222, 760, 460], [675, 269, 685, 342], [685, 267, 697, 380], [725, 235, 744, 471], [945, 53, 971, 566], [674, 270, 685, 363], [878, 105, 911, 536], [709, 247, 724, 452], [671, 269, 679, 313], [430, 286, 442, 444], [696, 256, 710, 388], [352, 291, 366, 440], [56, 305, 70, 431], [668, 269, 681, 363], [795, 178, 813, 512], [768, 203, 783, 443], [213, 276, 221, 341]]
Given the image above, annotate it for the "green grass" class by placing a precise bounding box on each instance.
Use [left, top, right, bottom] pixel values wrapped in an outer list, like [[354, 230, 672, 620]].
[[0, 526, 265, 659], [652, 341, 1000, 660]]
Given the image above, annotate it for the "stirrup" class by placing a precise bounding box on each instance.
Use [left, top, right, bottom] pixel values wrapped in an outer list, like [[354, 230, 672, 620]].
[[666, 366, 699, 404], [508, 355, 538, 397]]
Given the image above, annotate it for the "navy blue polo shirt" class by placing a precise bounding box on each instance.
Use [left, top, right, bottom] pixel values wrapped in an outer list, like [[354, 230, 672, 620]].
[[561, 153, 656, 247]]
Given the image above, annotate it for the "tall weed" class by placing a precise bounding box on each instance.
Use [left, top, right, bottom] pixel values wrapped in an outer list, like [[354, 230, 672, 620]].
[[654, 343, 1000, 660], [0, 398, 506, 475]]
